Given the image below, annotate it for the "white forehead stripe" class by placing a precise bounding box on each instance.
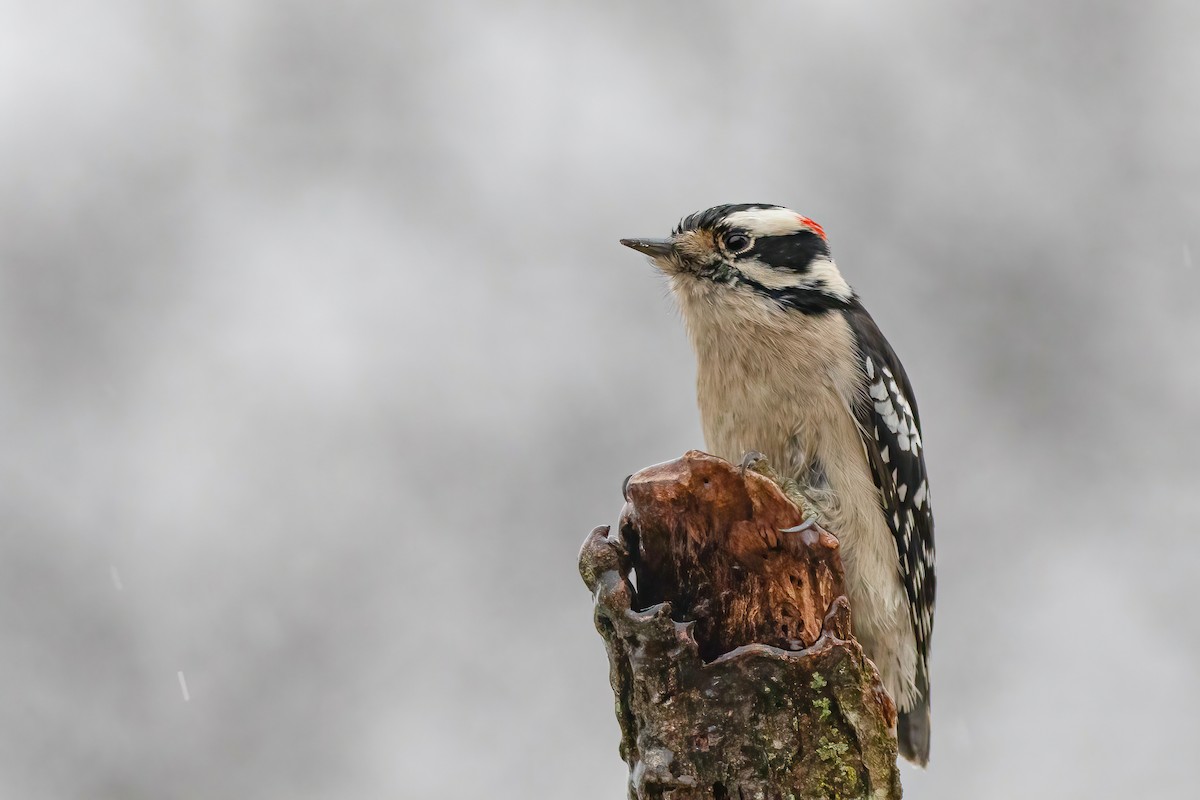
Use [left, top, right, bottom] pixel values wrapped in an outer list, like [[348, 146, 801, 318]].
[[724, 207, 816, 237]]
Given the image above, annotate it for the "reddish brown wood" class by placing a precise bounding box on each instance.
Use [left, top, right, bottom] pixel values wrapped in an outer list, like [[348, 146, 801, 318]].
[[621, 450, 846, 661]]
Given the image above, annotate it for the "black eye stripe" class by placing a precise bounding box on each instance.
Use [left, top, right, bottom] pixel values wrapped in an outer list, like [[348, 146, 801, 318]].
[[747, 231, 829, 273]]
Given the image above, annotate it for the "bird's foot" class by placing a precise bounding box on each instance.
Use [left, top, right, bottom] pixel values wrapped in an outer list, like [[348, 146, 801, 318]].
[[737, 451, 824, 530], [738, 450, 768, 476]]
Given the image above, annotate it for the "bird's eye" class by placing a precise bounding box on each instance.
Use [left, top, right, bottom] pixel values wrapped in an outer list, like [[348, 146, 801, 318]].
[[724, 233, 752, 254]]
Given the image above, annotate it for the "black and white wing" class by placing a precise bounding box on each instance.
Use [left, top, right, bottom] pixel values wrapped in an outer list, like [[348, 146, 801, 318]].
[[845, 302, 935, 763]]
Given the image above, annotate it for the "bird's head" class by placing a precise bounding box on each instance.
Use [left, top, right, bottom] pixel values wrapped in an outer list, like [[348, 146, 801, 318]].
[[621, 204, 854, 314]]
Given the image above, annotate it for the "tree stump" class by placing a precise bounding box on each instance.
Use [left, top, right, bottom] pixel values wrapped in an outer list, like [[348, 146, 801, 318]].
[[579, 451, 902, 800]]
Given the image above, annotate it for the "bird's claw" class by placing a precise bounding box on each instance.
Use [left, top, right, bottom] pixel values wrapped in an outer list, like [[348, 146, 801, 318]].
[[738, 450, 767, 476], [780, 516, 819, 534]]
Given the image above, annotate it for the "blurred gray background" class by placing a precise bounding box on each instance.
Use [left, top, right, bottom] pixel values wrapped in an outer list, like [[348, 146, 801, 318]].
[[2, 1, 1197, 797]]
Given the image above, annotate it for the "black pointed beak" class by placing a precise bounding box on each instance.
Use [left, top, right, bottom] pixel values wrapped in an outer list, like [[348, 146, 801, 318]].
[[619, 237, 674, 258]]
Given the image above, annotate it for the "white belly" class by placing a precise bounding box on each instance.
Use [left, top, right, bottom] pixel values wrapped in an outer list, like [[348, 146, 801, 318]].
[[687, 298, 920, 710]]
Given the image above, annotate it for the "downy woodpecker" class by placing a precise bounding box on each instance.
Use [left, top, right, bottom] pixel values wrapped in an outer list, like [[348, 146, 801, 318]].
[[621, 204, 936, 765]]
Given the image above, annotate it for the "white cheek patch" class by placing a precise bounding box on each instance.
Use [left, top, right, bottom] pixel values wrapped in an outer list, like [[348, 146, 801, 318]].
[[724, 207, 812, 237], [736, 258, 811, 290], [737, 256, 853, 301]]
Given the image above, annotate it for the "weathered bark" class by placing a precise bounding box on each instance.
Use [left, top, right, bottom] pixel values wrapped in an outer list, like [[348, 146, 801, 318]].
[[580, 451, 901, 800]]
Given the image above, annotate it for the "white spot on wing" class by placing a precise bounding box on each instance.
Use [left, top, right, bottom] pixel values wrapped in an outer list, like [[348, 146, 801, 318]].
[[875, 399, 900, 433]]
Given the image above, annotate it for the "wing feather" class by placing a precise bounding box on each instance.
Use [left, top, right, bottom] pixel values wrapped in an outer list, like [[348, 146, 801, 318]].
[[845, 304, 936, 684]]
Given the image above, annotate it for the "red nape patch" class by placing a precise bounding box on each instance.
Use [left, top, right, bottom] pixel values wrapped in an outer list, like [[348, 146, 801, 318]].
[[796, 216, 826, 241]]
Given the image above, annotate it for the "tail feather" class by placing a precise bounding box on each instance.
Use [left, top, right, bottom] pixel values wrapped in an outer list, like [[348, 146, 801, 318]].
[[898, 701, 930, 766]]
